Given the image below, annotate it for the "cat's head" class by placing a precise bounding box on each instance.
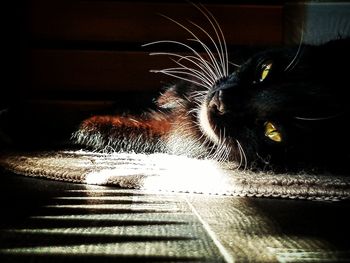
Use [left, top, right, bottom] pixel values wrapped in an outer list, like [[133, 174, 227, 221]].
[[199, 39, 349, 171], [147, 5, 349, 171]]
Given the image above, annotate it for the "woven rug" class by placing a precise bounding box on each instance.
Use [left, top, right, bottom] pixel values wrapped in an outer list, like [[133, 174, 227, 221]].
[[1, 150, 349, 201]]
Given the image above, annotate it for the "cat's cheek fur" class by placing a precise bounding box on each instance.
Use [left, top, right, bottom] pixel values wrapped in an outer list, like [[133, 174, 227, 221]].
[[198, 100, 220, 145]]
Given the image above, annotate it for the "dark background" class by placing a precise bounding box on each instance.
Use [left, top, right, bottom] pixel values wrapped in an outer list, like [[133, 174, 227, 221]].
[[3, 0, 284, 102], [1, 0, 285, 147]]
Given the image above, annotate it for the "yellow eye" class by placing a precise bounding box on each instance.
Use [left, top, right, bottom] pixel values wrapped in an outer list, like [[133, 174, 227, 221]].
[[260, 62, 273, 82], [264, 122, 282, 142]]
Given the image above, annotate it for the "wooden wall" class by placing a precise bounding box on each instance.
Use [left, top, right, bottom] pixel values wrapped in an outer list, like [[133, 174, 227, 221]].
[[0, 0, 284, 146], [9, 1, 284, 101]]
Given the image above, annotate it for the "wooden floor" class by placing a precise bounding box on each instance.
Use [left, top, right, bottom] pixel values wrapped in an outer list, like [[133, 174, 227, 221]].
[[0, 171, 350, 262]]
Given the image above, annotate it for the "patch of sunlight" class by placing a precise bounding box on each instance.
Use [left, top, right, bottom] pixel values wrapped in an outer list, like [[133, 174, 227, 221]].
[[84, 153, 233, 195]]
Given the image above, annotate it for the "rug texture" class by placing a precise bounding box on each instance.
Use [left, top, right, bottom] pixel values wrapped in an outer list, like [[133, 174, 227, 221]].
[[1, 150, 349, 201]]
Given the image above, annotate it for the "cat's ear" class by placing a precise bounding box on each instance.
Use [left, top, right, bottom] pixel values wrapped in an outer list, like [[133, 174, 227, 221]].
[[156, 84, 184, 109]]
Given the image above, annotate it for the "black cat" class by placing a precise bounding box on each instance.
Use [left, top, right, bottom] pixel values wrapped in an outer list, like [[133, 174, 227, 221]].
[[72, 8, 350, 173]]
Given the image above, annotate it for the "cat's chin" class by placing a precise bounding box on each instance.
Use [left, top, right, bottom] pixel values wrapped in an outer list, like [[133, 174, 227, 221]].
[[198, 100, 220, 145]]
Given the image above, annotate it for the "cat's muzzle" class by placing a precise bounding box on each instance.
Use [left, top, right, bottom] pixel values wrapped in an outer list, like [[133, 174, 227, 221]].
[[208, 90, 226, 115], [207, 73, 238, 116]]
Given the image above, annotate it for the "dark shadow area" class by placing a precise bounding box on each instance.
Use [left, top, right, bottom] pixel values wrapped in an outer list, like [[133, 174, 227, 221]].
[[250, 197, 350, 250]]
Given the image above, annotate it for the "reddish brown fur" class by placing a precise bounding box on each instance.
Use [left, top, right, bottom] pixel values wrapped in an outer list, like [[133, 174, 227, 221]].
[[81, 114, 172, 138]]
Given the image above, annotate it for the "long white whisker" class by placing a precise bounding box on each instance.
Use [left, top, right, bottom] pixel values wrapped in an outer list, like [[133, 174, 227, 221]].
[[194, 3, 229, 76], [188, 38, 223, 79], [159, 14, 222, 79], [180, 56, 216, 76], [285, 27, 304, 72], [236, 141, 243, 169], [150, 52, 217, 82], [294, 115, 340, 121], [220, 142, 231, 163], [174, 64, 213, 87], [143, 40, 217, 80], [178, 55, 218, 81], [224, 146, 232, 164], [170, 58, 215, 87], [229, 61, 241, 68], [159, 66, 211, 87], [189, 20, 226, 77], [236, 140, 247, 170], [216, 129, 228, 162], [150, 70, 210, 89]]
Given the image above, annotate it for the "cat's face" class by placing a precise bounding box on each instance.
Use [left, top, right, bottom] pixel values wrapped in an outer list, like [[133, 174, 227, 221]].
[[198, 42, 349, 171]]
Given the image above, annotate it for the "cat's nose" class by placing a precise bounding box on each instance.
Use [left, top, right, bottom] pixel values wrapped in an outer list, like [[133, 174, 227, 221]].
[[208, 90, 226, 115]]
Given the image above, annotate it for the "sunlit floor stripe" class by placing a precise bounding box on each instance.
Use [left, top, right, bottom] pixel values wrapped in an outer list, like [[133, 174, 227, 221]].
[[29, 213, 195, 222], [0, 239, 217, 259], [44, 204, 171, 208], [4, 223, 200, 237], [45, 204, 180, 210], [66, 189, 170, 195], [53, 196, 180, 203]]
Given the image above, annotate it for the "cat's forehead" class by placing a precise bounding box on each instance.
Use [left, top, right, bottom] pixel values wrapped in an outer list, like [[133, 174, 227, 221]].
[[247, 47, 296, 66], [231, 47, 299, 78]]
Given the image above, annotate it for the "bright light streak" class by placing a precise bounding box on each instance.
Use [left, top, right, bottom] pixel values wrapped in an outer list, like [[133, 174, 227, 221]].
[[84, 153, 233, 195], [142, 155, 230, 194]]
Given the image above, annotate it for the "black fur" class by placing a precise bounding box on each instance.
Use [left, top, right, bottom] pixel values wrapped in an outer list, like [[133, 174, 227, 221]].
[[200, 38, 350, 172]]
